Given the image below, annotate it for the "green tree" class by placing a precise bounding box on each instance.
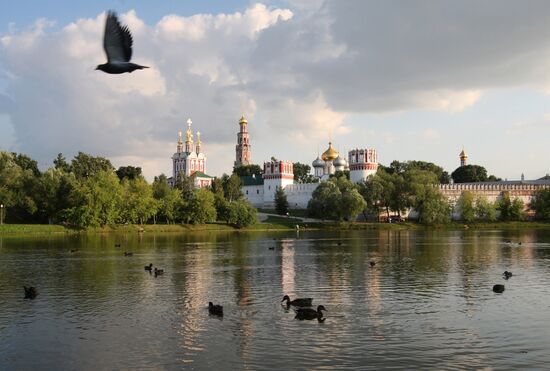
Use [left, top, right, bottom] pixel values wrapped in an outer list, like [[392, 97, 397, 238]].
[[415, 186, 451, 225], [474, 195, 497, 222], [116, 166, 142, 181], [222, 173, 243, 202], [307, 181, 341, 220], [275, 187, 289, 215], [186, 188, 217, 224], [120, 177, 157, 224], [12, 152, 40, 177], [37, 168, 76, 224], [457, 191, 475, 223], [53, 153, 71, 173], [0, 151, 40, 222], [530, 189, 550, 220], [224, 199, 257, 228], [66, 170, 122, 227], [71, 152, 114, 180], [451, 165, 489, 183], [293, 162, 317, 183], [357, 175, 384, 220], [497, 192, 525, 221], [233, 164, 262, 178], [152, 174, 182, 224]]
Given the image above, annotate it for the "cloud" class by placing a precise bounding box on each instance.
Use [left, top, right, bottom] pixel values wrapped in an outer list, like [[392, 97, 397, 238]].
[[2, 1, 550, 178]]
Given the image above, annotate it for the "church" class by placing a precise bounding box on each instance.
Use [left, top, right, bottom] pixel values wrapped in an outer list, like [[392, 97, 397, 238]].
[[236, 116, 378, 208], [167, 118, 214, 188]]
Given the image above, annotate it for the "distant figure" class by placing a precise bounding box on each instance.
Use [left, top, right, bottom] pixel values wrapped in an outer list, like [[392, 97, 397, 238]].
[[23, 286, 38, 299], [281, 295, 313, 307], [370, 261, 376, 267], [493, 284, 505, 293], [96, 11, 149, 74], [209, 302, 223, 316], [295, 305, 326, 322], [503, 271, 513, 279], [123, 252, 133, 256], [154, 268, 164, 277], [144, 263, 153, 271]]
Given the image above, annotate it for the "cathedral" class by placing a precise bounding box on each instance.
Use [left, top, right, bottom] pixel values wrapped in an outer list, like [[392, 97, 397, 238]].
[[168, 119, 214, 188], [236, 115, 379, 208]]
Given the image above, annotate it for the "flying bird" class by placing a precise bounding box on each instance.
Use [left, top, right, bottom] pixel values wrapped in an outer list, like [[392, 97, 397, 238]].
[[96, 11, 149, 74]]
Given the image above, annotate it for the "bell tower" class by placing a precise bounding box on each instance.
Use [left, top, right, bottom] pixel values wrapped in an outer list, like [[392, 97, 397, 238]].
[[235, 115, 251, 167], [459, 148, 468, 167]]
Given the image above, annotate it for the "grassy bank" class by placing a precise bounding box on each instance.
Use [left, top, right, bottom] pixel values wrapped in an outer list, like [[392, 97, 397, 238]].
[[1, 220, 549, 236]]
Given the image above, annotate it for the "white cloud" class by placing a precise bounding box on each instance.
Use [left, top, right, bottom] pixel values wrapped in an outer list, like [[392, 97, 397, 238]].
[[2, 1, 550, 179]]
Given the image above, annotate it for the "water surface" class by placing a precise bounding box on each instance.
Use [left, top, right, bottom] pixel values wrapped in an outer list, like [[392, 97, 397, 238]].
[[1, 229, 550, 370]]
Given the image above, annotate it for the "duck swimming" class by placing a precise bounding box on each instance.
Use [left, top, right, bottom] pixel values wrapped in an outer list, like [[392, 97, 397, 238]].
[[493, 284, 505, 293], [370, 261, 376, 267], [154, 268, 164, 277], [282, 295, 313, 307], [24, 286, 38, 299], [124, 252, 133, 257], [295, 305, 326, 321], [503, 271, 513, 279], [144, 263, 153, 271], [209, 302, 223, 316]]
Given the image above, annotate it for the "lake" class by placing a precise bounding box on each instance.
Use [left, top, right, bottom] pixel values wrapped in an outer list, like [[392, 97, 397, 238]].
[[1, 229, 550, 370]]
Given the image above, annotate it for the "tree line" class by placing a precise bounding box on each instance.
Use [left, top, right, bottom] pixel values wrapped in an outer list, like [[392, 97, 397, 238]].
[[303, 161, 549, 224], [0, 151, 256, 228]]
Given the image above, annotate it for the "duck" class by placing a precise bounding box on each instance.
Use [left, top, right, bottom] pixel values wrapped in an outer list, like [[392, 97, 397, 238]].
[[282, 295, 313, 307], [493, 284, 505, 293], [69, 249, 79, 254], [268, 246, 275, 250], [144, 263, 153, 271], [23, 286, 38, 299], [154, 268, 164, 277], [209, 302, 223, 316], [337, 241, 342, 246], [295, 305, 326, 321], [114, 243, 121, 248], [370, 261, 376, 267], [503, 271, 513, 279], [123, 252, 133, 257]]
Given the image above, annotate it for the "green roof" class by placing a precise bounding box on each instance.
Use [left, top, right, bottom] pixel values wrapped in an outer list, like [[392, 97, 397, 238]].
[[192, 171, 215, 179], [241, 175, 264, 186]]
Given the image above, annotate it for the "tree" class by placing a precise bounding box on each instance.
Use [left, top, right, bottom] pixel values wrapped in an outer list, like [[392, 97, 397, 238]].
[[451, 165, 489, 183], [497, 192, 525, 221], [233, 164, 262, 178], [116, 166, 142, 181], [307, 177, 365, 221], [457, 191, 475, 223], [71, 152, 114, 180], [152, 174, 182, 224], [414, 186, 451, 225], [186, 188, 217, 224], [275, 187, 289, 215], [224, 199, 257, 228], [357, 175, 384, 220], [53, 153, 71, 173], [293, 162, 316, 183], [37, 168, 76, 224], [474, 195, 497, 222], [329, 170, 350, 180], [530, 189, 550, 220], [120, 177, 157, 224], [66, 170, 122, 227], [12, 152, 40, 177], [222, 173, 243, 202]]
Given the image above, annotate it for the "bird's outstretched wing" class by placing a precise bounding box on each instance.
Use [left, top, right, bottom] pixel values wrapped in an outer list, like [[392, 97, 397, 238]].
[[103, 11, 133, 63]]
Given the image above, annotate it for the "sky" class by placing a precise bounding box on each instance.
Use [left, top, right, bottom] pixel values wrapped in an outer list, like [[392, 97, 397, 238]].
[[1, 0, 550, 181]]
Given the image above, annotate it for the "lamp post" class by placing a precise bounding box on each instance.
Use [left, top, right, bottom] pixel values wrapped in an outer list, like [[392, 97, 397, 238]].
[[0, 204, 3, 225]]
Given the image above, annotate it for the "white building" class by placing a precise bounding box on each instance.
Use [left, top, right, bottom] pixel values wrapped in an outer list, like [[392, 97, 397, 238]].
[[168, 118, 214, 188], [242, 145, 379, 209]]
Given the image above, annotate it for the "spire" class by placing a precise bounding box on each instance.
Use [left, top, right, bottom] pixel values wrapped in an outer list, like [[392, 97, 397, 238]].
[[177, 130, 183, 153], [196, 131, 202, 154], [185, 118, 193, 153]]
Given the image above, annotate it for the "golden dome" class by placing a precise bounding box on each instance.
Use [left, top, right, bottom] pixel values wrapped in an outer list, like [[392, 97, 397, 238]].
[[321, 142, 339, 161], [239, 115, 248, 124], [459, 149, 468, 158]]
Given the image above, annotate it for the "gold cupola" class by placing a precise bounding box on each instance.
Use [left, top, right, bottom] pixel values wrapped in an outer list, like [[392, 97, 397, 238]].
[[321, 142, 339, 161], [239, 115, 248, 125]]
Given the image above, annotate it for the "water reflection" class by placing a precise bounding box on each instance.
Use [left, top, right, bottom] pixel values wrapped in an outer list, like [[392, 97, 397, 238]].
[[1, 229, 550, 369]]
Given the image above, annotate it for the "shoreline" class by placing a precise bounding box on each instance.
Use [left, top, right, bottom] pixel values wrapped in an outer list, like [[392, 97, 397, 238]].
[[1, 220, 549, 236]]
